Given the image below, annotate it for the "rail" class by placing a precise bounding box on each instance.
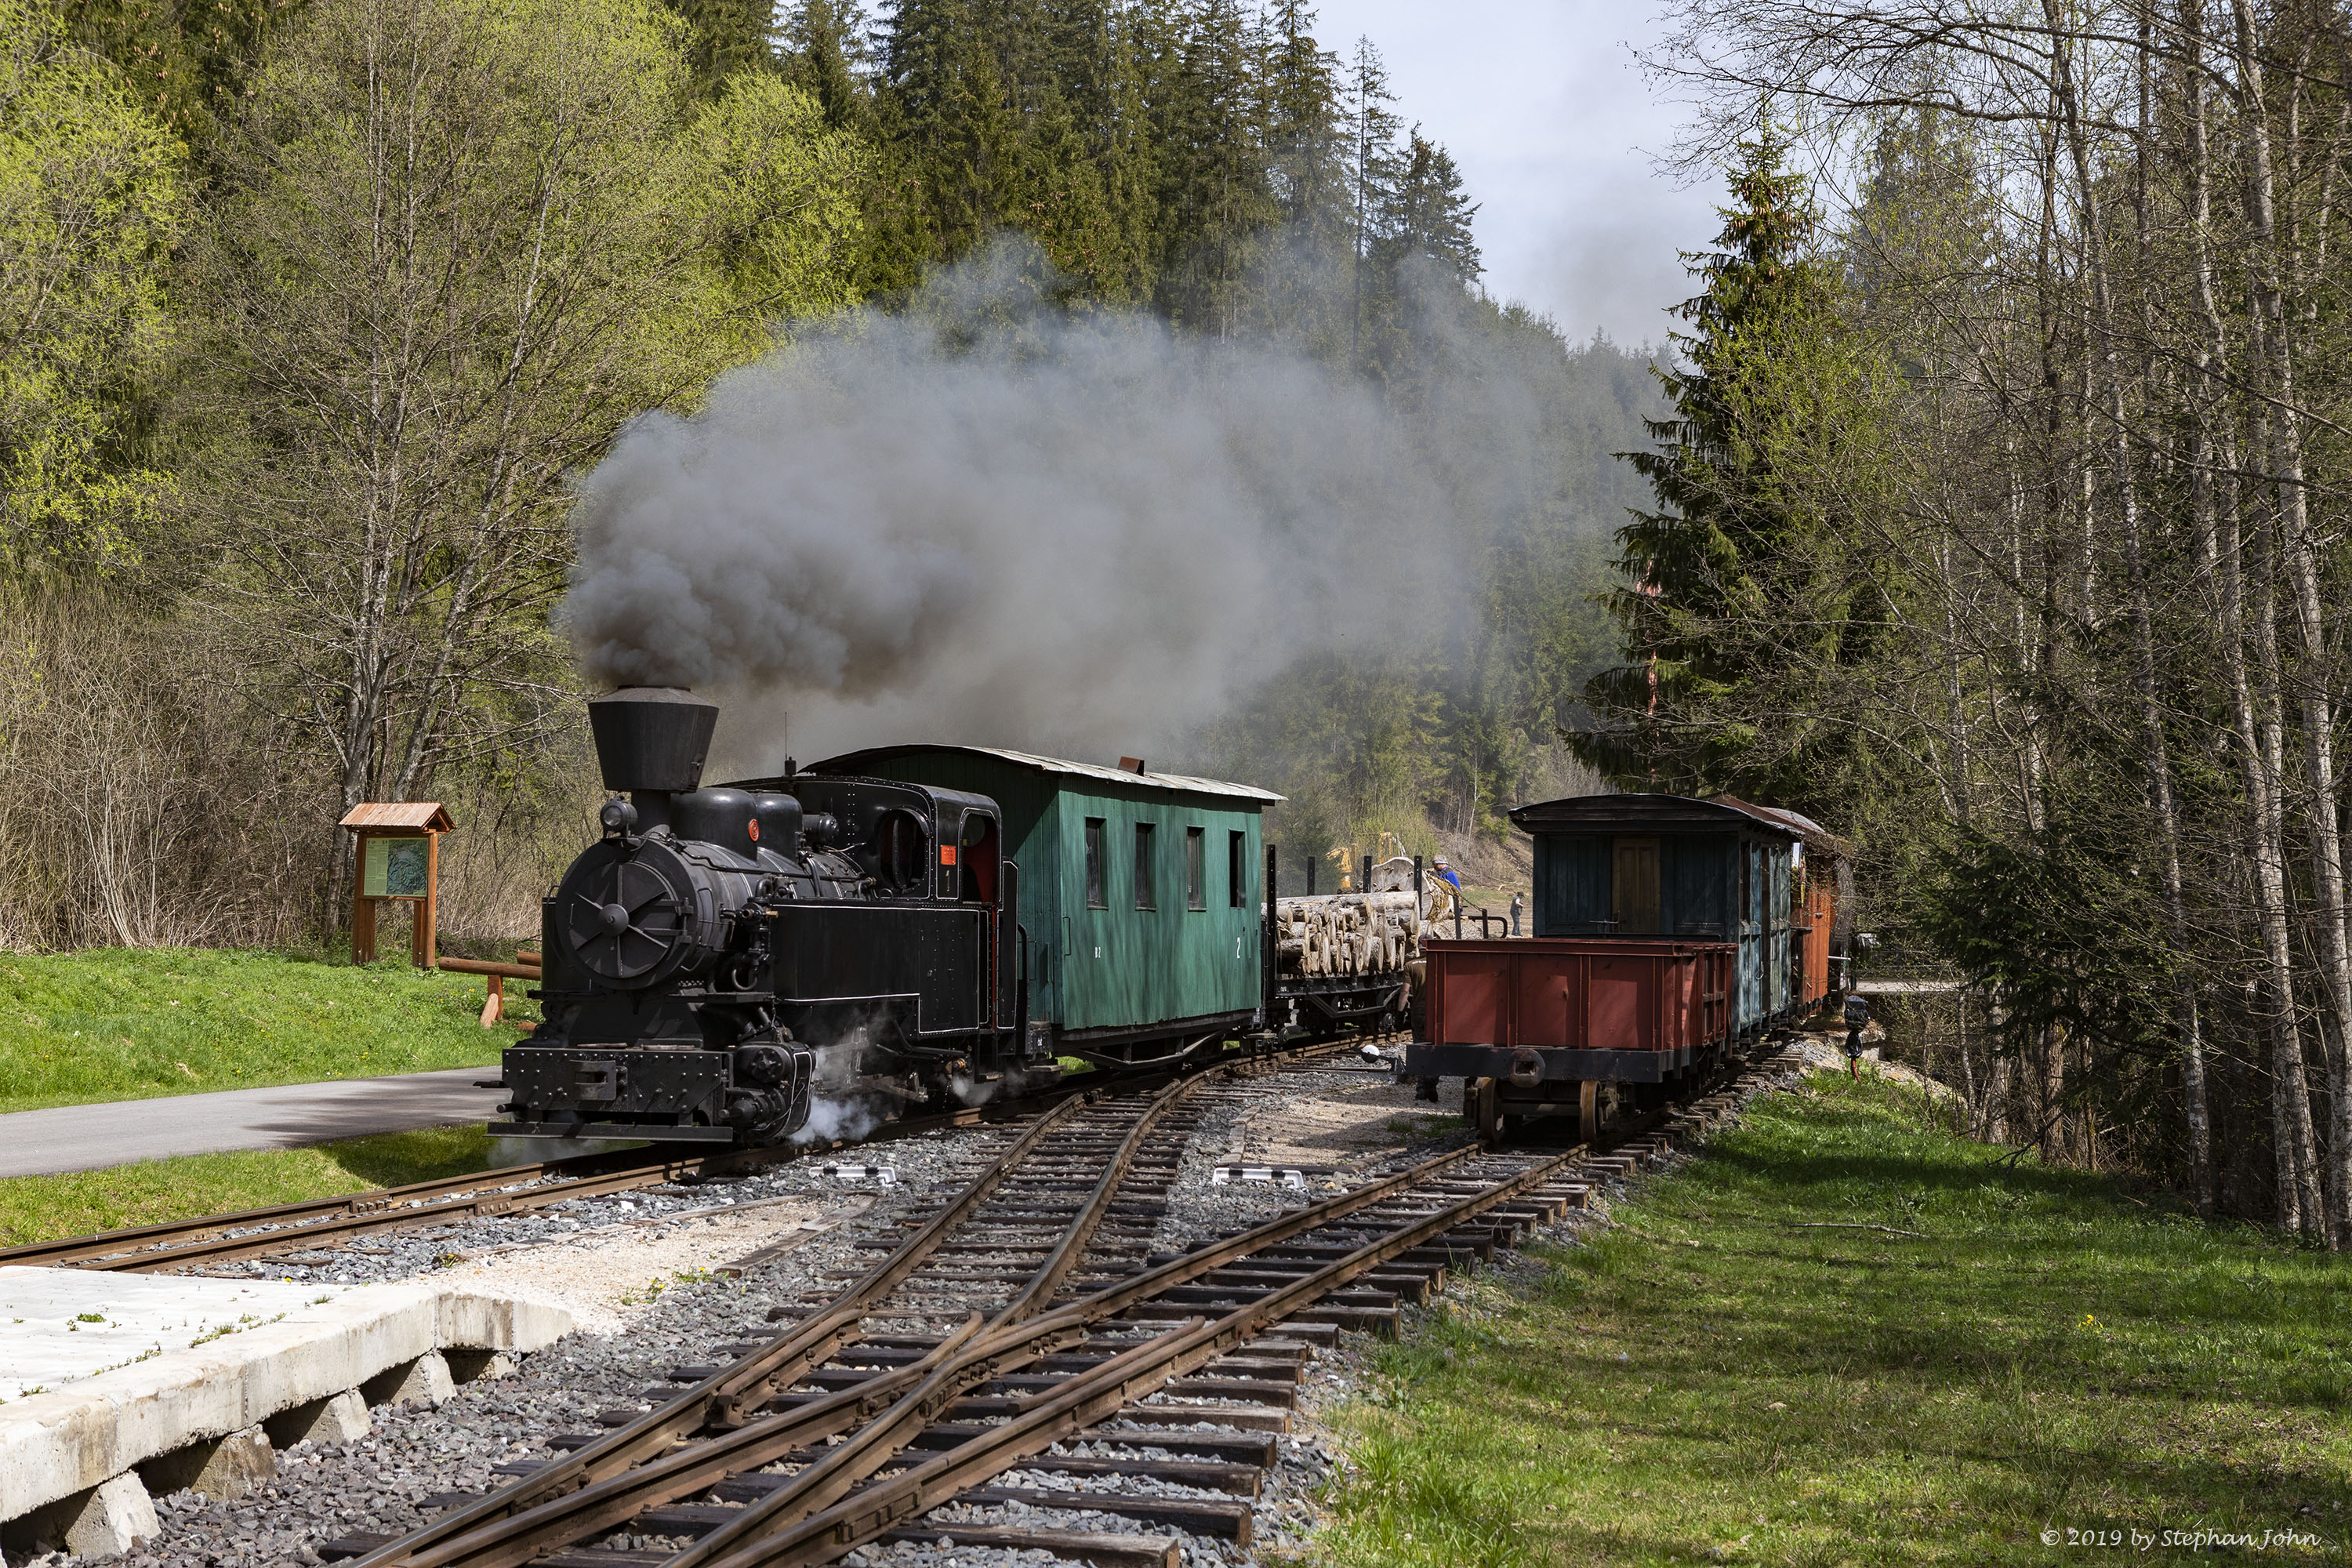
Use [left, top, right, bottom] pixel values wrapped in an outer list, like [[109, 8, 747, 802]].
[[342, 1038, 1797, 1568], [0, 1033, 1371, 1276]]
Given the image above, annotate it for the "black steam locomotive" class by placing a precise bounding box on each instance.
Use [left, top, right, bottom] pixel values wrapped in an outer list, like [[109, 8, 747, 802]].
[[496, 688, 1049, 1146]]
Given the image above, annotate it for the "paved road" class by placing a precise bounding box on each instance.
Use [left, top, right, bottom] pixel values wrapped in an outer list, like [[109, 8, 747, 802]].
[[0, 1069, 507, 1178]]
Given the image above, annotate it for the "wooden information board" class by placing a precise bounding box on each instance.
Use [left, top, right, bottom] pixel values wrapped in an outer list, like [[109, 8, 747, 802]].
[[339, 803, 454, 967]]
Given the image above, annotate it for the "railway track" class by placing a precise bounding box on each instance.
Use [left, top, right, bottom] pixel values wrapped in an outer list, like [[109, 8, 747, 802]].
[[0, 1098, 1040, 1275], [314, 1041, 1801, 1568], [0, 1040, 1366, 1276]]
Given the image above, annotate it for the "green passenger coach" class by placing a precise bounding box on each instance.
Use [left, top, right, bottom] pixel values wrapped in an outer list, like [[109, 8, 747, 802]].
[[811, 746, 1280, 1065]]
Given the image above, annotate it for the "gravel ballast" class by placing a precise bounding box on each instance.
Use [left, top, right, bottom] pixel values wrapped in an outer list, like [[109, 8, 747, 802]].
[[28, 1051, 1791, 1568]]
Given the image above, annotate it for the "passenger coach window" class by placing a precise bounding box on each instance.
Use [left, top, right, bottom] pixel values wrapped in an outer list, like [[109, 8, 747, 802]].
[[1085, 818, 1106, 908], [1229, 831, 1246, 907], [1185, 827, 1206, 910], [1134, 823, 1156, 909]]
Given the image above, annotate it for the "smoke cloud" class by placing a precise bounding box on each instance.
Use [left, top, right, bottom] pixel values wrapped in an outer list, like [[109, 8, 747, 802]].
[[564, 245, 1552, 769]]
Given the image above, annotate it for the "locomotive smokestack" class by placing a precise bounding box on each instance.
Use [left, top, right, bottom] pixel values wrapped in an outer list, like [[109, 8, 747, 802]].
[[588, 688, 717, 828]]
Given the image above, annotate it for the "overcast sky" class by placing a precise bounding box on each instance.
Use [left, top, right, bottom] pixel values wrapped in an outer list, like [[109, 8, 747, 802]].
[[1309, 0, 1716, 349]]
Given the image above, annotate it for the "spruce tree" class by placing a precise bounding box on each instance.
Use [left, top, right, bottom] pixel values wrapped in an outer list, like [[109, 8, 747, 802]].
[[1385, 129, 1479, 285], [1575, 134, 1893, 803], [666, 0, 777, 97], [1262, 0, 1345, 234], [1145, 0, 1273, 333], [779, 0, 869, 131], [1016, 0, 1155, 299], [877, 0, 1020, 260], [1341, 36, 1400, 368], [1233, 0, 1354, 351]]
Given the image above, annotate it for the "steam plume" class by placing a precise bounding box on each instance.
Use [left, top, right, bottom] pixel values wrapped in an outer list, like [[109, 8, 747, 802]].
[[564, 245, 1511, 766]]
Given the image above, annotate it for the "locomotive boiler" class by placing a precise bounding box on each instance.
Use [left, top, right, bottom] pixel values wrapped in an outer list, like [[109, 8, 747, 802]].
[[495, 688, 1047, 1145]]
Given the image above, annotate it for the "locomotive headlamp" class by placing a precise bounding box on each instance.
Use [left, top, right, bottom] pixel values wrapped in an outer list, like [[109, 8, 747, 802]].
[[600, 798, 639, 837]]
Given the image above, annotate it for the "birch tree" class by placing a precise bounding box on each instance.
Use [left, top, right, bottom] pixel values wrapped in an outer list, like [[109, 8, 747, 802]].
[[1606, 0, 2352, 1235], [186, 0, 866, 907]]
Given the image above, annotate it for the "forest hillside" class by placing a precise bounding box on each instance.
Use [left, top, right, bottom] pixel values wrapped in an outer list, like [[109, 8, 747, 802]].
[[0, 0, 1645, 953]]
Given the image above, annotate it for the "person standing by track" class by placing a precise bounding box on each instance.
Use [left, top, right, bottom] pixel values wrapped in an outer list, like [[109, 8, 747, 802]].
[[1842, 991, 1871, 1079]]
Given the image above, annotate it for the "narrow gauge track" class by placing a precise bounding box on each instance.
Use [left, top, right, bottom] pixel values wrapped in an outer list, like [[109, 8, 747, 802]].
[[0, 1040, 1370, 1276], [0, 1098, 1029, 1275], [334, 1042, 1801, 1568]]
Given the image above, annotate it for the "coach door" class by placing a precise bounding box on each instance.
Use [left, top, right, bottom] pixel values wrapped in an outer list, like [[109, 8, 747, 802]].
[[1613, 837, 1661, 935]]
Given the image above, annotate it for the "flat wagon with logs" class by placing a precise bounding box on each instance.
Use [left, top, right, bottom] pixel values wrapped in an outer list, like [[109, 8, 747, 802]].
[[1268, 856, 1427, 1040]]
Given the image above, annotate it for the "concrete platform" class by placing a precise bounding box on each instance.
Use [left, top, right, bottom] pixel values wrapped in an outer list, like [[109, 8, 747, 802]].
[[0, 1265, 572, 1557], [0, 1269, 365, 1403], [0, 1067, 506, 1178]]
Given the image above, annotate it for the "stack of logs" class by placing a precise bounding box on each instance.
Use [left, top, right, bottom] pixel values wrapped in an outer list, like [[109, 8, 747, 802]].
[[1275, 891, 1421, 978]]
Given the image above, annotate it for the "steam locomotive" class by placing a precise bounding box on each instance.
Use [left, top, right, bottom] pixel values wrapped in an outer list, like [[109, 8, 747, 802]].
[[498, 688, 1044, 1145], [497, 687, 1416, 1147], [495, 688, 1844, 1152]]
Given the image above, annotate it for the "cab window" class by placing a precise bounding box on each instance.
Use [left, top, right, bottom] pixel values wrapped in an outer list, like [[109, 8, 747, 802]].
[[876, 810, 930, 895]]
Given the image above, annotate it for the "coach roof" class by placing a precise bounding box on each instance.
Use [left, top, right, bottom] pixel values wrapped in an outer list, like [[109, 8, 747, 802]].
[[1508, 792, 1803, 840], [811, 744, 1283, 804]]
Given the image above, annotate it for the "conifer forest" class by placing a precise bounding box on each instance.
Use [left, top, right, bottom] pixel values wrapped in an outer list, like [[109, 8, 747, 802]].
[[6, 0, 2352, 1239]]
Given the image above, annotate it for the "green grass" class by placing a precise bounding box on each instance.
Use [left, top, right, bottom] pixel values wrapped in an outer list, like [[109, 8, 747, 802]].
[[0, 948, 527, 1114], [0, 1123, 499, 1245], [1304, 1071, 2352, 1566]]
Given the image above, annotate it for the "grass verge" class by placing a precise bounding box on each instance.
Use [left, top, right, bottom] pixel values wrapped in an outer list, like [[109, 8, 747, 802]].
[[0, 1124, 499, 1246], [0, 947, 527, 1114], [1304, 1070, 2350, 1566]]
